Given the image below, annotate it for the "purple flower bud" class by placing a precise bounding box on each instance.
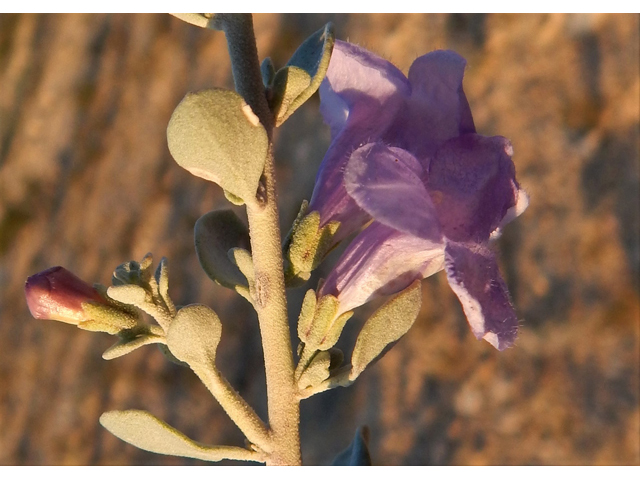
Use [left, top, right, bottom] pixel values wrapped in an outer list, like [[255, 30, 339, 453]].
[[25, 266, 106, 325]]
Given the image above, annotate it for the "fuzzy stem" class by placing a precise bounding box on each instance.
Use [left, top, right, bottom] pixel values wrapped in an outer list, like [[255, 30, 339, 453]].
[[218, 13, 301, 466], [183, 444, 266, 463], [191, 364, 273, 453]]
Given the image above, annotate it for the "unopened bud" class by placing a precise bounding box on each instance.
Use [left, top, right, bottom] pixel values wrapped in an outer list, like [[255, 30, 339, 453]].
[[25, 266, 106, 325]]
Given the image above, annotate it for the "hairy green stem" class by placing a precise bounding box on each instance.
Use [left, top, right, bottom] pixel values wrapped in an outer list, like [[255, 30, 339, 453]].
[[219, 13, 301, 466], [183, 444, 266, 463], [191, 364, 272, 454]]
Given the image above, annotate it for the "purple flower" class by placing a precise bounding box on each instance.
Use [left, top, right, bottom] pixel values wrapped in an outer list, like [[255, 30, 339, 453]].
[[314, 41, 528, 350], [25, 266, 106, 325]]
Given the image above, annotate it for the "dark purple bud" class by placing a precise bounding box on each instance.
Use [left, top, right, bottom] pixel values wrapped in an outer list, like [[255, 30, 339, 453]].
[[25, 266, 105, 325]]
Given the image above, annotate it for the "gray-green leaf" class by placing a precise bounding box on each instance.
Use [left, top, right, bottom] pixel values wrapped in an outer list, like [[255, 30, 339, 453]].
[[350, 281, 422, 380], [167, 88, 269, 203], [195, 210, 251, 290], [270, 23, 335, 126], [100, 410, 261, 463], [102, 334, 165, 360], [166, 304, 223, 368]]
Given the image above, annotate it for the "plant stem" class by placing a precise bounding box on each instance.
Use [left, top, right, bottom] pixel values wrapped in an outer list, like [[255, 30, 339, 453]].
[[218, 13, 301, 466], [191, 364, 272, 453]]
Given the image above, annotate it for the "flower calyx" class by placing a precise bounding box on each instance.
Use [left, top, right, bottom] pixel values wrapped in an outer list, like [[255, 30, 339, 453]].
[[284, 201, 340, 287]]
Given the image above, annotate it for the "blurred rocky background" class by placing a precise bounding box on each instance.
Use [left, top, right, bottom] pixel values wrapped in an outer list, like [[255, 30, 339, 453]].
[[0, 13, 638, 465]]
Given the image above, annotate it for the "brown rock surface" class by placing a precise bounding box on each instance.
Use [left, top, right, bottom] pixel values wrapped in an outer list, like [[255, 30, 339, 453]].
[[0, 13, 638, 465]]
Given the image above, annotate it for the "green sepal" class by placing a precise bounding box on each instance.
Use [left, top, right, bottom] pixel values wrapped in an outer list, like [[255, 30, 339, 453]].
[[297, 289, 317, 343], [269, 23, 335, 126], [297, 291, 352, 351], [319, 311, 353, 350], [285, 209, 340, 287], [297, 348, 343, 390], [298, 293, 338, 350], [350, 281, 422, 380], [167, 88, 269, 204], [194, 210, 251, 291], [166, 304, 222, 368], [297, 350, 331, 389], [331, 426, 372, 466], [78, 301, 139, 335], [100, 409, 256, 463], [260, 57, 276, 88]]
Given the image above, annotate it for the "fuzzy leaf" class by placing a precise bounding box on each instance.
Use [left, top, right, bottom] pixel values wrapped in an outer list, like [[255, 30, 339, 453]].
[[77, 301, 139, 335], [228, 248, 254, 285], [270, 23, 335, 126], [166, 304, 222, 368], [102, 334, 165, 360], [350, 281, 422, 379], [167, 88, 268, 203], [100, 410, 257, 463], [106, 284, 148, 307], [195, 210, 251, 290]]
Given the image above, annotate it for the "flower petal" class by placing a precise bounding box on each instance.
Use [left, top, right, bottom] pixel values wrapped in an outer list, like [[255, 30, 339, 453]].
[[25, 266, 105, 325], [320, 222, 445, 316], [319, 40, 410, 139], [310, 41, 412, 239], [444, 242, 518, 350], [344, 142, 442, 241], [427, 133, 519, 243], [490, 185, 529, 240], [381, 50, 475, 161]]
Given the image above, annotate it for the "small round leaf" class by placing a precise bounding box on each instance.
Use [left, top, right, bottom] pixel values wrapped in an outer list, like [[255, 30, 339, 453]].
[[167, 89, 269, 203]]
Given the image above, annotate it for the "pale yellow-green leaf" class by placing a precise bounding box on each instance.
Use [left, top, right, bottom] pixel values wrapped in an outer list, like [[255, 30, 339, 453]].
[[167, 89, 268, 203], [106, 284, 148, 306], [270, 23, 335, 126], [228, 248, 255, 285], [102, 334, 165, 360], [350, 281, 422, 379], [166, 304, 222, 368], [100, 410, 260, 463]]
